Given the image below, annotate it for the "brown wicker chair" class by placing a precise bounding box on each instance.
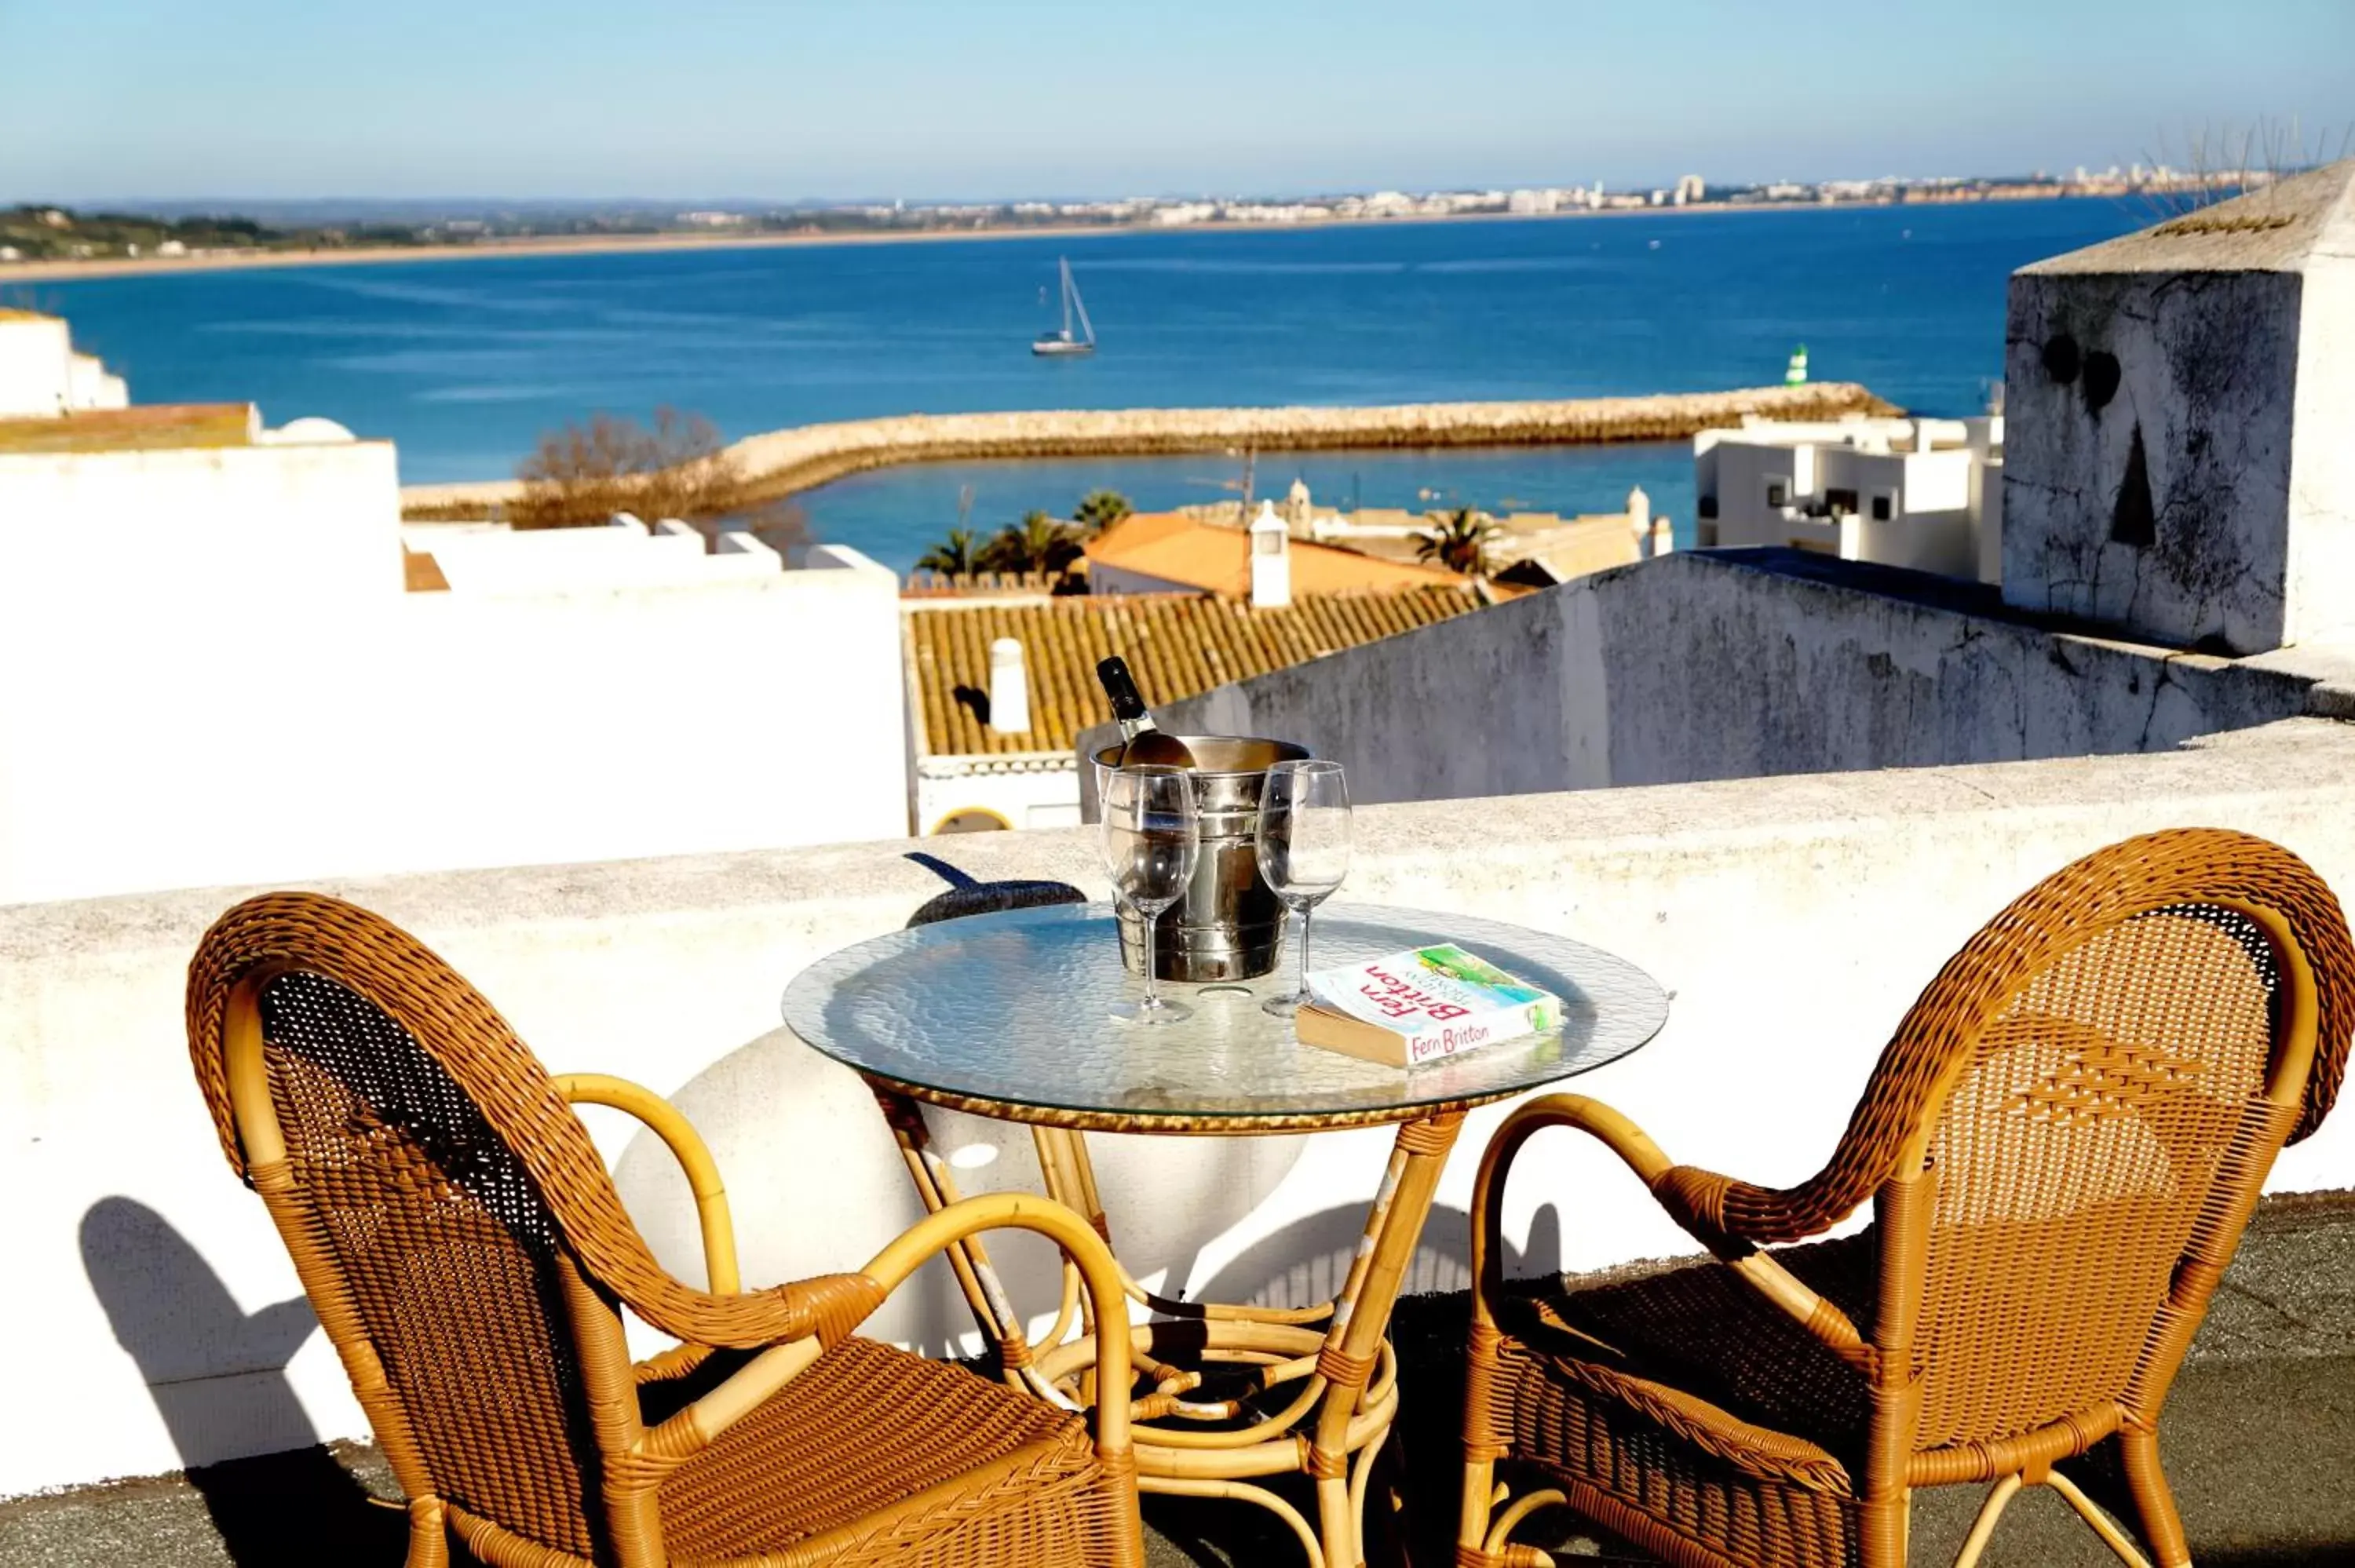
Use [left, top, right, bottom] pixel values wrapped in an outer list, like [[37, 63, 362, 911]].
[[187, 892, 1145, 1568], [1458, 828, 2355, 1568]]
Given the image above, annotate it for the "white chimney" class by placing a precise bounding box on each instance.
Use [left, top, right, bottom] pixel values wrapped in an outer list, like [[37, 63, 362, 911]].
[[987, 637, 1030, 735], [1250, 500, 1292, 609], [1626, 484, 1651, 548]]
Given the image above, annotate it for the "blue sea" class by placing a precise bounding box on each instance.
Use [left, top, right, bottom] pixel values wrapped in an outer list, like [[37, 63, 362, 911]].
[[12, 200, 2148, 572]]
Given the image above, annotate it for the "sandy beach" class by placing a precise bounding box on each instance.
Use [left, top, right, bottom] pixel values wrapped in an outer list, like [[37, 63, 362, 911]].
[[0, 197, 1958, 286]]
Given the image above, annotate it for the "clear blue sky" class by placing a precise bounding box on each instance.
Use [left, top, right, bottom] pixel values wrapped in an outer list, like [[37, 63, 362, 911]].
[[3, 0, 2349, 202]]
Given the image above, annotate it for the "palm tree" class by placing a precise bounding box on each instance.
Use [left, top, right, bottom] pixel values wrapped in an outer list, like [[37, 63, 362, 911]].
[[916, 527, 982, 577], [980, 510, 1083, 575], [1073, 488, 1133, 536], [1415, 507, 1499, 575]]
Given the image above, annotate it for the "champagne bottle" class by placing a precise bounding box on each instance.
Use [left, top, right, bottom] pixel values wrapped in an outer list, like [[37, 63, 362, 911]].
[[1096, 656, 1196, 769]]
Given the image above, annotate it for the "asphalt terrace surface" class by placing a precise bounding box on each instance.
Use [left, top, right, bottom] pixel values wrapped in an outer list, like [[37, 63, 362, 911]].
[[7, 1191, 2351, 1568]]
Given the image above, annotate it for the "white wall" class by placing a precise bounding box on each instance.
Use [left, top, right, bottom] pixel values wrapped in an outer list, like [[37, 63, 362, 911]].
[[0, 315, 75, 416], [64, 353, 128, 412], [0, 443, 909, 900], [914, 758, 1083, 834], [412, 515, 784, 594], [11, 718, 2355, 1497]]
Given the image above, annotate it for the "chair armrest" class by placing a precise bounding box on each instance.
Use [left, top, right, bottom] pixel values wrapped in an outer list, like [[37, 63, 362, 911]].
[[1470, 1095, 1868, 1366], [644, 1192, 1136, 1464], [555, 1072, 739, 1294]]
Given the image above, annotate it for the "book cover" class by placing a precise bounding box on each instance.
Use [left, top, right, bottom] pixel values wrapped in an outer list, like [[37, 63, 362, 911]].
[[1296, 944, 1561, 1067]]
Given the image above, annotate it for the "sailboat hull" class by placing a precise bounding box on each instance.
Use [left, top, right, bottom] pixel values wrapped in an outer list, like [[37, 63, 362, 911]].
[[1031, 338, 1095, 357]]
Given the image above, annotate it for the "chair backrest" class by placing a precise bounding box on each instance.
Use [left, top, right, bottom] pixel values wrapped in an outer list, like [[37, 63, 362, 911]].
[[1856, 831, 2353, 1453], [188, 894, 643, 1559]]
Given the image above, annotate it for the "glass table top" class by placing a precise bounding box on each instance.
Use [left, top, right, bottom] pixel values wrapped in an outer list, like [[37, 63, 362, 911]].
[[780, 903, 1668, 1130]]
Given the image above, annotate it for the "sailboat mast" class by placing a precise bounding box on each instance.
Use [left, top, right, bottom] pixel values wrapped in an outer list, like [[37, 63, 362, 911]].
[[1061, 257, 1075, 340], [1069, 264, 1096, 346]]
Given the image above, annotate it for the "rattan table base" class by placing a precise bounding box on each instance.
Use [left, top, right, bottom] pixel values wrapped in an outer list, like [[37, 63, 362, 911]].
[[873, 1084, 1461, 1568]]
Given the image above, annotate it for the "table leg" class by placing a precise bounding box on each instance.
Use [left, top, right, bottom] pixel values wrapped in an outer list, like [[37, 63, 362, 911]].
[[1307, 1111, 1464, 1568], [1032, 1126, 1113, 1399], [867, 1086, 1020, 1352]]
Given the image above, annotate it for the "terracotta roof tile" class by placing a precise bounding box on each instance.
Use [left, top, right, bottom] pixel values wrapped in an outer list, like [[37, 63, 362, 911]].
[[906, 589, 1483, 757]]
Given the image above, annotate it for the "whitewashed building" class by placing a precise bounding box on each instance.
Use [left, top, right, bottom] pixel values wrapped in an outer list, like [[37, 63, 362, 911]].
[[0, 308, 129, 417], [0, 320, 908, 903], [1693, 413, 2005, 582]]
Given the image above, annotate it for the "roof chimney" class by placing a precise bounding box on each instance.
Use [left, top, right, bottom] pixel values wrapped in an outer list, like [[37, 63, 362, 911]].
[[1250, 500, 1292, 609], [987, 638, 1030, 735]]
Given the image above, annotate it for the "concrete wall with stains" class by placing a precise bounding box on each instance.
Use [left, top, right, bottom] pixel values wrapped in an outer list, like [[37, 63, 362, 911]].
[[2001, 160, 2355, 655], [1119, 549, 2335, 808]]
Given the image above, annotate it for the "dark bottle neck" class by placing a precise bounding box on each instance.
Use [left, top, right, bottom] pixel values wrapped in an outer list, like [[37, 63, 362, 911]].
[[1096, 655, 1154, 731]]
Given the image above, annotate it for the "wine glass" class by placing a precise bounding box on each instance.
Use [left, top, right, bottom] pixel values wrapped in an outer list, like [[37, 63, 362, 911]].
[[1099, 764, 1200, 1025], [1256, 760, 1352, 1018]]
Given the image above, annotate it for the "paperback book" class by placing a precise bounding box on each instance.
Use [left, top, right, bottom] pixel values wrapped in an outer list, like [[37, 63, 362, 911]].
[[1296, 944, 1561, 1067]]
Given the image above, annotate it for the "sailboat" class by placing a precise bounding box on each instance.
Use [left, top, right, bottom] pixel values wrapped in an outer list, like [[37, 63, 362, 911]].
[[1031, 257, 1096, 356]]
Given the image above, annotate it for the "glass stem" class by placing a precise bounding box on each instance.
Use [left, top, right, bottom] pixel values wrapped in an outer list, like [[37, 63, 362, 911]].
[[1296, 903, 1312, 1001], [1143, 911, 1161, 1010]]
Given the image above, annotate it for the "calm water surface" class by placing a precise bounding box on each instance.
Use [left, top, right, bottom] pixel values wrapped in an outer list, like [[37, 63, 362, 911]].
[[15, 201, 2147, 572]]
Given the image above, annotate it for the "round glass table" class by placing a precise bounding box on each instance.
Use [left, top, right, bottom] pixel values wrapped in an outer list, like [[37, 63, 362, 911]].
[[781, 901, 1667, 1568]]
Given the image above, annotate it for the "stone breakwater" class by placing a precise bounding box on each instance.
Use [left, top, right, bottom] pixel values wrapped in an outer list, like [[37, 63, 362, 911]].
[[400, 382, 1897, 516]]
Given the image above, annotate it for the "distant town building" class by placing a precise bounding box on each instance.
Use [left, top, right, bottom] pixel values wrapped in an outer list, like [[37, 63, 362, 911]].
[[1692, 413, 2004, 583], [1673, 174, 1707, 206]]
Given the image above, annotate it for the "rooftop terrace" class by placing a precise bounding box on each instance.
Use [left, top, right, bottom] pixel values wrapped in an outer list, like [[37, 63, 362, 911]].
[[9, 1188, 2351, 1566]]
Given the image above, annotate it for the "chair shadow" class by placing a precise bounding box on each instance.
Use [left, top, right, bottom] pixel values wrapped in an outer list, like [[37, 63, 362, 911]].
[[78, 1197, 408, 1566]]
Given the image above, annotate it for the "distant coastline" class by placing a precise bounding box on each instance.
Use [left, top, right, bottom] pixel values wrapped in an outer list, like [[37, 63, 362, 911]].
[[0, 191, 2105, 286]]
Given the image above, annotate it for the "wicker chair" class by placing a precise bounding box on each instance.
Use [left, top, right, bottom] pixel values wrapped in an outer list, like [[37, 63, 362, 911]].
[[1459, 829, 2355, 1568], [187, 892, 1145, 1568]]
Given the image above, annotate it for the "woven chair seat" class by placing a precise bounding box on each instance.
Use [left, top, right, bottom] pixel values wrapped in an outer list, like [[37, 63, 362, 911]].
[[1484, 1238, 1883, 1566], [652, 1337, 1117, 1566]]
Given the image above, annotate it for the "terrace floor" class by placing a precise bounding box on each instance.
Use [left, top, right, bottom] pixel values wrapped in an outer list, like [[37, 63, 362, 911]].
[[9, 1191, 2352, 1568]]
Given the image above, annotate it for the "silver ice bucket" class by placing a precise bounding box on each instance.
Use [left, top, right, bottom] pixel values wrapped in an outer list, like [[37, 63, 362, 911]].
[[1093, 735, 1310, 984]]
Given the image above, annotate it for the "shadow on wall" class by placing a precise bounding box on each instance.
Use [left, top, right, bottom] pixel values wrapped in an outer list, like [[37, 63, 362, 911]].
[[78, 1197, 403, 1566]]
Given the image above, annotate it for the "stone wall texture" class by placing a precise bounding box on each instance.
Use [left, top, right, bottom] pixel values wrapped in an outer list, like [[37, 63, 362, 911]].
[[2000, 159, 2355, 655]]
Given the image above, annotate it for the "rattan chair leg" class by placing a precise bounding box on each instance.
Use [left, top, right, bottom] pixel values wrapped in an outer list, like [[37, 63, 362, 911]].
[[1456, 1463, 1499, 1566], [2046, 1470, 2159, 1568], [404, 1497, 450, 1567], [2118, 1428, 2193, 1568], [1316, 1473, 1358, 1568]]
